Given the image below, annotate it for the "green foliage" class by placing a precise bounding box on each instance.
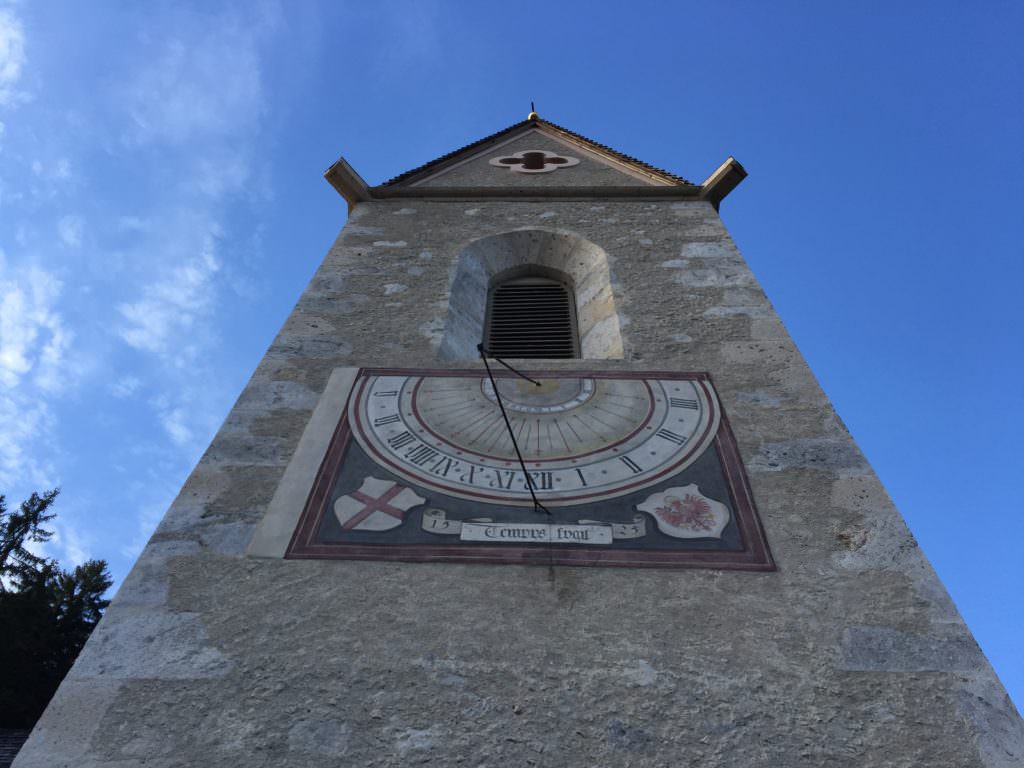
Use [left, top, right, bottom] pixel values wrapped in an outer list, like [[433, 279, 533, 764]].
[[0, 490, 112, 728], [0, 489, 58, 591]]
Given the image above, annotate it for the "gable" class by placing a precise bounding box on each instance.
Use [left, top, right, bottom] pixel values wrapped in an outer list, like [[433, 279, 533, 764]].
[[409, 128, 665, 188], [381, 119, 694, 190]]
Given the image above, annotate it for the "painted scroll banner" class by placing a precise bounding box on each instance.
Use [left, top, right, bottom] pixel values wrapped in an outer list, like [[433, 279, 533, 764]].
[[421, 509, 647, 544], [461, 522, 612, 545]]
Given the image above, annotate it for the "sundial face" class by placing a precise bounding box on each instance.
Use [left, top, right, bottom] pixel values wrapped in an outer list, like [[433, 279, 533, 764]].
[[284, 368, 774, 570], [351, 373, 719, 507]]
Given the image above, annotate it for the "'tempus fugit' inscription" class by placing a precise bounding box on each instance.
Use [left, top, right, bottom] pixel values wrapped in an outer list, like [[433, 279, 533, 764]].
[[459, 522, 613, 545]]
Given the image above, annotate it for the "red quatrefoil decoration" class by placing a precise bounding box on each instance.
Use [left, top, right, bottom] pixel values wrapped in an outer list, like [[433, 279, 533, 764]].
[[488, 150, 580, 174]]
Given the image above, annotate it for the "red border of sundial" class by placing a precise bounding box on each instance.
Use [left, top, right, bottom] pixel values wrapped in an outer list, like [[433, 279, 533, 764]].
[[286, 368, 775, 571]]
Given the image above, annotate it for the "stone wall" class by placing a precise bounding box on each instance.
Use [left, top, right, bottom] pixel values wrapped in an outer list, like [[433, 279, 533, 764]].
[[15, 199, 1023, 767]]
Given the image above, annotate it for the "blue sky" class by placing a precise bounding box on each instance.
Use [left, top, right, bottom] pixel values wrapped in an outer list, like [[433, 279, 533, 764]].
[[1, 1, 1021, 708]]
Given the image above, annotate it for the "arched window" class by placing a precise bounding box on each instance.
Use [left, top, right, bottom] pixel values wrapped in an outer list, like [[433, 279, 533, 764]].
[[483, 274, 579, 359], [438, 229, 623, 361]]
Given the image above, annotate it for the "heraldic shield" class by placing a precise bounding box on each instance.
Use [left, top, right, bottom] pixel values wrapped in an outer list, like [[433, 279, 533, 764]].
[[333, 476, 426, 532], [636, 484, 731, 539]]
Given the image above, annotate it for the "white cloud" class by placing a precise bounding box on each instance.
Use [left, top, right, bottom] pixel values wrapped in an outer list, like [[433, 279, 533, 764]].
[[0, 7, 26, 107], [111, 375, 141, 398], [0, 4, 280, 579], [122, 22, 265, 150], [50, 518, 91, 567], [0, 261, 69, 389], [160, 406, 192, 446], [113, 8, 277, 362], [33, 313, 71, 393], [98, 8, 278, 574], [57, 214, 84, 247], [27, 158, 73, 194], [0, 387, 54, 489], [117, 215, 149, 232], [116, 230, 221, 358], [0, 259, 72, 488]]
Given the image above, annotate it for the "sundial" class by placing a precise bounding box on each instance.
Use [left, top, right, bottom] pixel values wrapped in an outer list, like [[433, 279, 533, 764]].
[[271, 367, 774, 570]]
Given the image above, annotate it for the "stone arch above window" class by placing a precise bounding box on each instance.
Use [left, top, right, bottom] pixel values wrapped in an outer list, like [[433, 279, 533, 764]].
[[438, 229, 624, 361]]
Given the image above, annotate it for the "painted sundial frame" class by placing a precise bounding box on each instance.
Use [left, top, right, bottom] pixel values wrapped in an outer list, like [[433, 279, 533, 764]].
[[250, 367, 774, 571]]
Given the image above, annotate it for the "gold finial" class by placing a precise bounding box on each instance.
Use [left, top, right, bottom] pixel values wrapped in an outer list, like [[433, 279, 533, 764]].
[[527, 101, 539, 121]]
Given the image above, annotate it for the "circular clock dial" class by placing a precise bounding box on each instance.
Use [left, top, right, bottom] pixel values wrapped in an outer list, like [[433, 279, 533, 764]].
[[350, 373, 720, 507]]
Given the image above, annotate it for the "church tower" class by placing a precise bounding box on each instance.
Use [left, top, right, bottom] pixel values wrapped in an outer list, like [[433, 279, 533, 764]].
[[16, 113, 1022, 766]]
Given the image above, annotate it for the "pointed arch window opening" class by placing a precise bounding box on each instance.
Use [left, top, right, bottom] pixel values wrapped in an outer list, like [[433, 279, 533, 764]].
[[483, 274, 581, 359]]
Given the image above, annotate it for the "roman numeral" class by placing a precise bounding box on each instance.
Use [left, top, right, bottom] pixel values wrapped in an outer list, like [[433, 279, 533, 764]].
[[405, 445, 439, 466], [620, 456, 642, 474], [374, 390, 399, 397], [429, 456, 458, 477], [670, 397, 699, 409], [656, 428, 688, 446], [575, 468, 588, 487], [529, 471, 553, 491], [373, 414, 401, 426], [491, 470, 517, 490], [387, 431, 416, 449]]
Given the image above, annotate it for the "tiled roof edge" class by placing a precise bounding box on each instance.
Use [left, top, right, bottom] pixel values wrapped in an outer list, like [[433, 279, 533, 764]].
[[538, 119, 693, 186], [380, 118, 694, 187]]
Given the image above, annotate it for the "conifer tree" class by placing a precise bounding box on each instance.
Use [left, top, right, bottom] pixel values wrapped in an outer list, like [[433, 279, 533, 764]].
[[0, 490, 112, 727]]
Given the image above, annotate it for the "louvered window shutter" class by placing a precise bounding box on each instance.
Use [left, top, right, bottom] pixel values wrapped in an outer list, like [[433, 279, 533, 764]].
[[484, 276, 580, 358]]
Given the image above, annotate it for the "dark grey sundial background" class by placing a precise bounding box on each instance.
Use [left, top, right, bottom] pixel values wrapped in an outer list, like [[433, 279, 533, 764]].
[[314, 437, 745, 553]]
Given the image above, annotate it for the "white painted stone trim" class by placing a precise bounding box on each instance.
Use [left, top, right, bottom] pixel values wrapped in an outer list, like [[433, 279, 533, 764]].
[[246, 367, 359, 558]]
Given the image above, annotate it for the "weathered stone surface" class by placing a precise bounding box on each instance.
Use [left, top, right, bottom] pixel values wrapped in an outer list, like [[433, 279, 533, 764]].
[[12, 680, 125, 768], [16, 160, 1022, 768], [841, 626, 985, 672], [71, 610, 232, 680]]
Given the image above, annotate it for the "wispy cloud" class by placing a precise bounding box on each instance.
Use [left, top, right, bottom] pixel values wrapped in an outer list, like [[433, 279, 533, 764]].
[[57, 214, 83, 247], [0, 2, 280, 583], [49, 516, 92, 567], [0, 259, 70, 390], [0, 390, 54, 490], [111, 375, 141, 398], [117, 226, 221, 360], [159, 406, 192, 447], [0, 7, 27, 107], [116, 215, 148, 232], [100, 5, 280, 558], [121, 31, 264, 148], [111, 7, 278, 469], [0, 255, 72, 488]]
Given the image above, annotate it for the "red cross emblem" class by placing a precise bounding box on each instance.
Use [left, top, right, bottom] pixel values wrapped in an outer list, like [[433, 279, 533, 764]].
[[333, 477, 426, 532]]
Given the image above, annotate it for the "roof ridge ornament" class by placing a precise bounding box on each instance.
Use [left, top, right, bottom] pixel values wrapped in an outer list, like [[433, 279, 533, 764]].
[[527, 101, 539, 121]]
